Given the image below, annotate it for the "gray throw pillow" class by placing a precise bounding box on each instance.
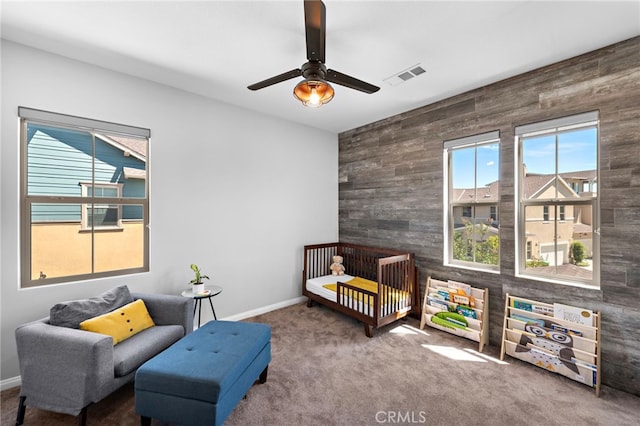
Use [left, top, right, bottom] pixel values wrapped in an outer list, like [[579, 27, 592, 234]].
[[49, 285, 134, 328]]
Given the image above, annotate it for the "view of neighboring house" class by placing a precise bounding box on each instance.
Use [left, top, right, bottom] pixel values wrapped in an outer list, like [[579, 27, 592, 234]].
[[27, 124, 147, 280], [522, 170, 596, 267], [452, 169, 596, 272], [451, 184, 499, 229]]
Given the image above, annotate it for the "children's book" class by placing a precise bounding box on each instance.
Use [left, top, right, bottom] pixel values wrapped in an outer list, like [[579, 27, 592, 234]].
[[428, 296, 451, 311], [436, 290, 450, 301], [451, 293, 475, 307], [511, 313, 546, 327], [447, 280, 471, 296], [456, 305, 477, 319], [550, 323, 584, 337], [512, 299, 553, 316], [553, 303, 594, 326]]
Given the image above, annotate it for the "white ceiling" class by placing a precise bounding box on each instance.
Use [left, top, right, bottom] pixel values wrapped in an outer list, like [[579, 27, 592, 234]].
[[2, 1, 639, 134]]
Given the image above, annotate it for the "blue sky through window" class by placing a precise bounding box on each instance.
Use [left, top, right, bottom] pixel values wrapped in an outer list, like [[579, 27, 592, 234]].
[[452, 127, 596, 189], [452, 142, 499, 189], [523, 127, 597, 175]]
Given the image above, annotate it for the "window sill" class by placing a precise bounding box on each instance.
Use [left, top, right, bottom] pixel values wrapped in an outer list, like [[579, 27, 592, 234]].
[[444, 262, 500, 275], [516, 272, 599, 290]]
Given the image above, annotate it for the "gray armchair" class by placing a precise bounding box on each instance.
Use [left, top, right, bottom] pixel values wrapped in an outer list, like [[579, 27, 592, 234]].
[[15, 290, 193, 425]]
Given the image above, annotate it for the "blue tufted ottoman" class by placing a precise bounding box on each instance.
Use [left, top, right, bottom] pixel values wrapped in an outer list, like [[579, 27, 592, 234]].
[[134, 320, 271, 426]]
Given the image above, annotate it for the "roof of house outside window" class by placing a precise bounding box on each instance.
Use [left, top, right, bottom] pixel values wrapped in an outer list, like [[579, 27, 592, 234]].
[[452, 170, 596, 202], [97, 134, 147, 160]]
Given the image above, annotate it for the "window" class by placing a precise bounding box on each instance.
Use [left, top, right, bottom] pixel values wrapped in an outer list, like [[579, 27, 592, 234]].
[[80, 182, 123, 229], [20, 107, 150, 287], [444, 131, 500, 271], [516, 111, 598, 287]]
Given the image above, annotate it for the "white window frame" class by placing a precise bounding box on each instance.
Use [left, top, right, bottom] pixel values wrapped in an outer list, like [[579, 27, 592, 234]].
[[79, 182, 124, 230], [19, 107, 150, 288], [515, 111, 599, 288], [443, 130, 500, 273]]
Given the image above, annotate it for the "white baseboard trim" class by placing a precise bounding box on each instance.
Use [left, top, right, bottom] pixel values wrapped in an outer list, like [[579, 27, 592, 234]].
[[1, 376, 21, 391], [2, 296, 307, 392], [221, 296, 306, 321]]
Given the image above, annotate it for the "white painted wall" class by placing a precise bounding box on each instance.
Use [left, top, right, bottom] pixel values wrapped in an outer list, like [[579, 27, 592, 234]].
[[0, 40, 338, 383]]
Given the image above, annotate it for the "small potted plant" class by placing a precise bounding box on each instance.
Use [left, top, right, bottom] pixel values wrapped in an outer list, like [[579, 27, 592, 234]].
[[189, 263, 209, 294]]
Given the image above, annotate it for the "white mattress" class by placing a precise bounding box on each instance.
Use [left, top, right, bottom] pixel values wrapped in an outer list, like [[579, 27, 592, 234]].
[[306, 274, 357, 303], [306, 274, 411, 317]]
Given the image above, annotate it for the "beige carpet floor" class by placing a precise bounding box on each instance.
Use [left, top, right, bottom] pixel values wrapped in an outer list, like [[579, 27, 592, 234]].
[[2, 302, 639, 425]]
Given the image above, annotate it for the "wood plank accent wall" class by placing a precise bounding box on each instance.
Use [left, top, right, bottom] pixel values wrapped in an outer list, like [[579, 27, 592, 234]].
[[338, 36, 640, 395]]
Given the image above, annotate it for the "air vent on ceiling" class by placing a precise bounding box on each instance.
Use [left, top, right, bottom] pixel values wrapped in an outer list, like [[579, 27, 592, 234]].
[[383, 64, 426, 86]]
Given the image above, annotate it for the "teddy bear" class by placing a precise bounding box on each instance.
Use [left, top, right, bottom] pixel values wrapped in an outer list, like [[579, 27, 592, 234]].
[[330, 255, 345, 276]]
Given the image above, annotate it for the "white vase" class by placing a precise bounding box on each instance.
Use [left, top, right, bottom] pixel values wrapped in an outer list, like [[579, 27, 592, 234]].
[[192, 283, 205, 294]]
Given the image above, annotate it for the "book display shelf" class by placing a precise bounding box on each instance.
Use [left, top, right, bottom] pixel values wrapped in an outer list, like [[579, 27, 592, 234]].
[[500, 293, 601, 396], [419, 277, 489, 352]]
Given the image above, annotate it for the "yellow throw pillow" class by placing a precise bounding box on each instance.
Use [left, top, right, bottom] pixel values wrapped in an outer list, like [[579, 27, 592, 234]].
[[80, 299, 155, 345]]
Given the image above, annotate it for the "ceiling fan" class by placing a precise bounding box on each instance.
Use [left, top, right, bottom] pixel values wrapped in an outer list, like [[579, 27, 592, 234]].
[[247, 0, 380, 107]]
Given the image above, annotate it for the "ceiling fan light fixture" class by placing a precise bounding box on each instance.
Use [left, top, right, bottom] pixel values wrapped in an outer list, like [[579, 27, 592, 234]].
[[293, 79, 334, 107]]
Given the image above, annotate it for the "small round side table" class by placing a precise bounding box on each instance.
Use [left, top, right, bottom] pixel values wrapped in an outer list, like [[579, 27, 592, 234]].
[[181, 284, 223, 328]]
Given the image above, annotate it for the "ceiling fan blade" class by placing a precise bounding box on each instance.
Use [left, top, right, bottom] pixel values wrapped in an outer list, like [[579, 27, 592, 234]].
[[247, 69, 302, 91], [304, 0, 326, 63], [326, 69, 380, 94]]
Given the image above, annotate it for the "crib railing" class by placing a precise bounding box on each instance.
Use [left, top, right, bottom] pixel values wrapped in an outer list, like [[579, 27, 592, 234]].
[[303, 243, 337, 281], [303, 242, 416, 317], [378, 254, 414, 318], [303, 242, 418, 337], [336, 282, 377, 320], [303, 242, 410, 282]]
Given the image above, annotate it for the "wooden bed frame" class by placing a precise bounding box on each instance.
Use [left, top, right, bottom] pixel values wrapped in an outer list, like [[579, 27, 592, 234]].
[[302, 242, 419, 337]]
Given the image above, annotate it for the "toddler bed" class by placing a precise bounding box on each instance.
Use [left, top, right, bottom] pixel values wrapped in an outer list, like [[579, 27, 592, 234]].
[[303, 242, 419, 337]]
